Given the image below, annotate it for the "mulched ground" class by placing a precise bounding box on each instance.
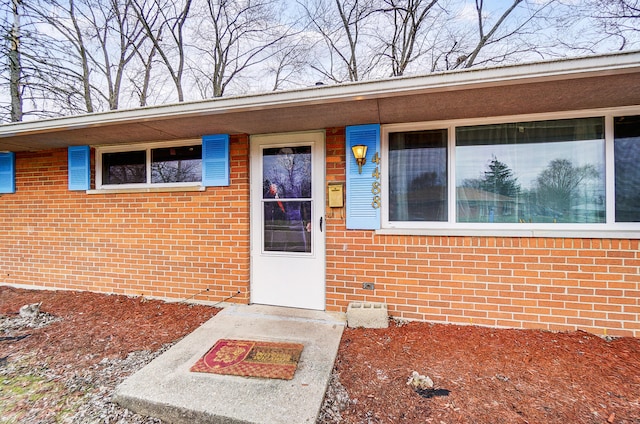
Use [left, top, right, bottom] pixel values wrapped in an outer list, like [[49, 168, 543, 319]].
[[1, 286, 219, 423], [331, 323, 640, 424], [2, 285, 640, 423], [0, 286, 218, 375]]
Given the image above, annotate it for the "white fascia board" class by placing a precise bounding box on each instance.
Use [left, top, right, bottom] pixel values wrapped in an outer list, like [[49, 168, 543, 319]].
[[1, 50, 639, 138]]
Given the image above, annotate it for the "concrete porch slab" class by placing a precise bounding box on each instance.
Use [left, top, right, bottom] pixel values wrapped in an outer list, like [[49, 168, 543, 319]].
[[113, 304, 346, 424]]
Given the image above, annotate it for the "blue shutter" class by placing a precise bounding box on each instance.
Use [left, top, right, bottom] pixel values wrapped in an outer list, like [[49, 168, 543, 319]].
[[346, 124, 381, 230], [202, 134, 230, 187], [68, 146, 91, 190], [0, 152, 16, 194]]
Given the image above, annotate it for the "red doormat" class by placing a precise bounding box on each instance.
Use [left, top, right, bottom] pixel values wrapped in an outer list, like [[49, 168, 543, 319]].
[[190, 339, 304, 380]]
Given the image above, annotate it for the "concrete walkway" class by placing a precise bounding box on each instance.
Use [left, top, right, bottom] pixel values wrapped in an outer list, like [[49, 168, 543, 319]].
[[114, 304, 345, 424]]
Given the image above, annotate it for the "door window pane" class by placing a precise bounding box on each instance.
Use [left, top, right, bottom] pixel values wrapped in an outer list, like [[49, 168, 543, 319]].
[[151, 145, 202, 183], [456, 117, 605, 223], [102, 150, 146, 185], [262, 146, 312, 253], [264, 201, 312, 252], [262, 147, 311, 199], [614, 115, 640, 222], [389, 129, 448, 221]]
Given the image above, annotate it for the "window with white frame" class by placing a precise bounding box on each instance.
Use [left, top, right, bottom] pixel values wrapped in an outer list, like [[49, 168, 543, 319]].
[[456, 117, 605, 224], [614, 115, 640, 222], [388, 129, 448, 222], [382, 111, 640, 232], [97, 141, 202, 188]]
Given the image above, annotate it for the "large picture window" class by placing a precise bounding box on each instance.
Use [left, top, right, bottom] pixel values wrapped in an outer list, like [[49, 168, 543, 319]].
[[383, 111, 640, 233], [456, 118, 605, 224], [98, 141, 202, 188]]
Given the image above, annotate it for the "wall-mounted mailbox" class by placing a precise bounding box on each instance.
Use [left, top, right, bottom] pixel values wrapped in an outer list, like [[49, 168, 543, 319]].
[[328, 183, 344, 208]]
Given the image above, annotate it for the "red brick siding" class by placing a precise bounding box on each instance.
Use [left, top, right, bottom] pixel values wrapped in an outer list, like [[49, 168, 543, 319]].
[[2, 128, 639, 337], [0, 135, 250, 304], [324, 127, 640, 338]]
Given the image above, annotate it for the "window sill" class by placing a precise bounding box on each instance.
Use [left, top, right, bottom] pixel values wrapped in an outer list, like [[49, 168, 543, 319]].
[[377, 227, 640, 239], [87, 185, 206, 195]]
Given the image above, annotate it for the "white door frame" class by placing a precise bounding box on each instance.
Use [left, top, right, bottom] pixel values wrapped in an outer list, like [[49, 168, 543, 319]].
[[249, 131, 326, 310]]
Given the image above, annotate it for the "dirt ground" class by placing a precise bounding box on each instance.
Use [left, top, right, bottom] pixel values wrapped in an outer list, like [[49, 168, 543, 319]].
[[2, 285, 640, 424]]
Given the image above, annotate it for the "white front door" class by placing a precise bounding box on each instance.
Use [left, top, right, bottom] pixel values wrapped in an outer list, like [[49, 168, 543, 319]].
[[250, 131, 326, 310]]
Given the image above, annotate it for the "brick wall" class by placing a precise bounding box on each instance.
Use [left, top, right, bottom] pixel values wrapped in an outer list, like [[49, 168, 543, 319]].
[[0, 135, 250, 305], [324, 127, 640, 338], [2, 128, 639, 337]]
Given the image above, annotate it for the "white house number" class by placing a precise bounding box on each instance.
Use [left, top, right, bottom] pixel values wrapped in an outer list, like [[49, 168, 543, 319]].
[[371, 152, 381, 209]]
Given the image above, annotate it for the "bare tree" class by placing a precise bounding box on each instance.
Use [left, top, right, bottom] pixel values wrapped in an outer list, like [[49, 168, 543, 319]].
[[377, 0, 440, 76], [129, 41, 158, 107], [267, 37, 313, 91], [298, 0, 380, 82], [300, 0, 573, 78], [39, 0, 95, 111], [8, 0, 23, 121], [21, 0, 151, 113], [461, 0, 524, 68], [440, 0, 562, 70], [1, 0, 90, 119], [24, 0, 104, 113], [190, 0, 293, 98], [88, 0, 148, 110], [1, 0, 636, 123], [586, 0, 640, 50], [132, 0, 193, 102]]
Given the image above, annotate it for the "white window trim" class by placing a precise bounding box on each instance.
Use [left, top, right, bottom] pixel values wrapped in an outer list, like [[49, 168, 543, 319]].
[[380, 105, 640, 238], [95, 138, 202, 191]]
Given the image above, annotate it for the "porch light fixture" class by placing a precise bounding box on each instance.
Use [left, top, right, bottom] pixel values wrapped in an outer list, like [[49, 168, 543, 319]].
[[351, 144, 367, 174]]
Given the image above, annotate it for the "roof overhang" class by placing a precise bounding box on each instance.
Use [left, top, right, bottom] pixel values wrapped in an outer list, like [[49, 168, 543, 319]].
[[1, 51, 640, 152]]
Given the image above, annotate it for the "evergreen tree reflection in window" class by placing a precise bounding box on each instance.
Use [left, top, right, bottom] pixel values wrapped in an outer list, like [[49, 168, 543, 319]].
[[460, 156, 521, 222], [456, 117, 605, 223]]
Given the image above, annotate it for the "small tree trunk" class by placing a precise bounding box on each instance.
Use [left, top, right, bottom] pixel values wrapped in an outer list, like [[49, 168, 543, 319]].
[[9, 0, 23, 122]]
